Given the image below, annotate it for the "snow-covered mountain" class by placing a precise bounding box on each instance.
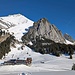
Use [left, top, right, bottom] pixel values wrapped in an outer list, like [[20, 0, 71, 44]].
[[0, 14, 34, 41], [0, 14, 75, 75], [0, 14, 33, 28], [0, 14, 74, 44], [64, 33, 75, 44]]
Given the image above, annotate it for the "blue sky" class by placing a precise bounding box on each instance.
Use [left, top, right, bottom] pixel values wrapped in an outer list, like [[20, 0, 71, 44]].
[[0, 0, 75, 39]]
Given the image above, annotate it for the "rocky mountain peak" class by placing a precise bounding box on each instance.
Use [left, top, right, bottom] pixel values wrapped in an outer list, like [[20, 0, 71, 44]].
[[64, 33, 75, 43], [22, 18, 66, 44]]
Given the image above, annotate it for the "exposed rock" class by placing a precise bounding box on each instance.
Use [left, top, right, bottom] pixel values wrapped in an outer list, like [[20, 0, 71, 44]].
[[64, 33, 75, 43], [22, 18, 66, 44]]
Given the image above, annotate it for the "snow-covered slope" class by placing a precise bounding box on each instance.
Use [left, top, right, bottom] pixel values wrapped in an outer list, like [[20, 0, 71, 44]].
[[0, 43, 75, 73], [65, 39, 74, 45], [0, 14, 34, 41]]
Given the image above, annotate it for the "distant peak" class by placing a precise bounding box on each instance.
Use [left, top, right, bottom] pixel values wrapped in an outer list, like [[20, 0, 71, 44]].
[[64, 33, 75, 43], [65, 33, 69, 35]]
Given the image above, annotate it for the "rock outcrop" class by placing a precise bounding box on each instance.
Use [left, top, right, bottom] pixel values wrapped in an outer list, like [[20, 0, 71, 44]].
[[22, 18, 66, 44], [64, 33, 75, 43]]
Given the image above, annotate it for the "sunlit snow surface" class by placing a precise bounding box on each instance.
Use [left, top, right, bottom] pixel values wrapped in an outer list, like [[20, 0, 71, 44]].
[[0, 14, 75, 75], [0, 45, 75, 72], [0, 14, 34, 41], [65, 39, 74, 44]]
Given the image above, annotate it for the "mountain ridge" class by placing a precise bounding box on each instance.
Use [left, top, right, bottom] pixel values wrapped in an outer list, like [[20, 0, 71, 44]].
[[64, 33, 75, 43], [0, 14, 74, 44], [0, 14, 33, 28], [0, 14, 34, 41], [22, 18, 66, 44]]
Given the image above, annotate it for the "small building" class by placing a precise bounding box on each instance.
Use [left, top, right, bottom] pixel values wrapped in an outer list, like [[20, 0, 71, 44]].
[[16, 60, 25, 64], [25, 58, 32, 66], [3, 57, 32, 66], [4, 59, 16, 65]]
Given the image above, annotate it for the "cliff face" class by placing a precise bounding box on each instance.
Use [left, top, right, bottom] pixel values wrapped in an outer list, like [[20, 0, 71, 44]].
[[22, 18, 66, 44]]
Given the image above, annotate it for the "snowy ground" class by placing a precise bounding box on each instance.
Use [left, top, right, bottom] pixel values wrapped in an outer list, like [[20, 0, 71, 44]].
[[0, 44, 75, 75], [0, 71, 75, 75]]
